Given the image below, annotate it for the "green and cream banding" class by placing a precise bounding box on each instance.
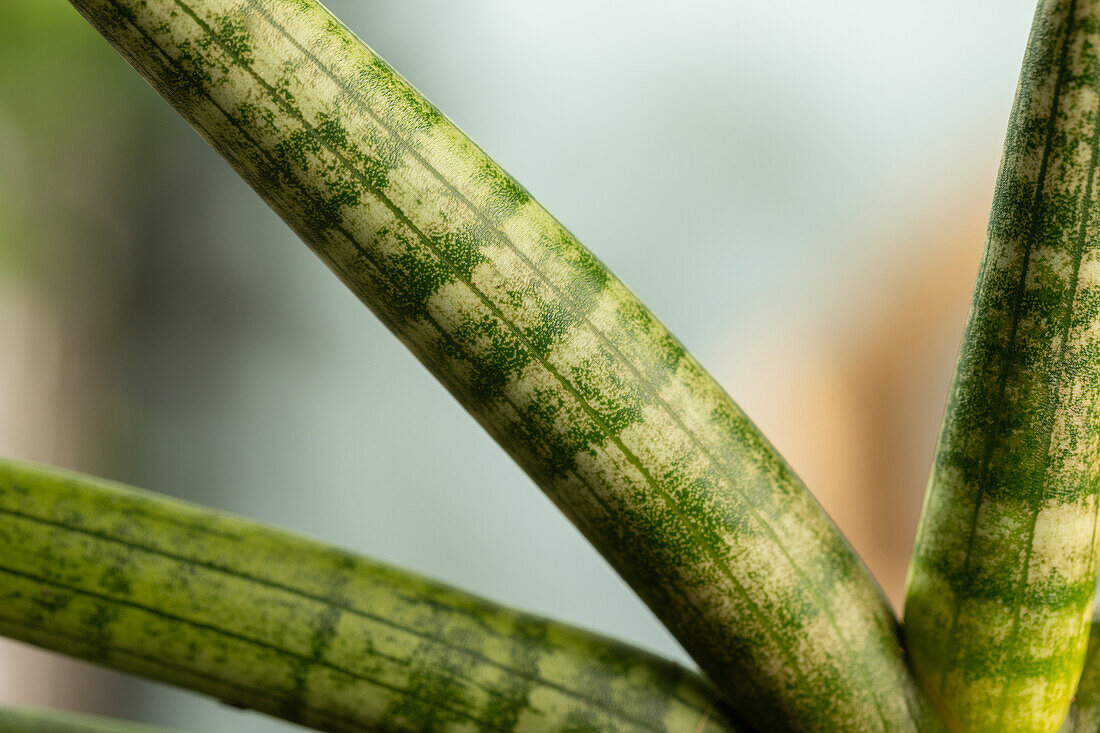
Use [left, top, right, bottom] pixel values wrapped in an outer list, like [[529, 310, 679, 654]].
[[904, 0, 1100, 730], [0, 458, 745, 733]]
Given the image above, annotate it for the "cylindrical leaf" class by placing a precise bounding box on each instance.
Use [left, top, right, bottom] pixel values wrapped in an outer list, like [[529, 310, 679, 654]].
[[65, 0, 936, 729], [0, 707, 175, 733], [904, 1, 1100, 730], [0, 458, 744, 733]]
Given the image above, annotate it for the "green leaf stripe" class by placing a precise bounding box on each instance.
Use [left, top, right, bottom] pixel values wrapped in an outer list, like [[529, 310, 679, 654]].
[[904, 1, 1100, 730], [0, 458, 745, 733], [63, 0, 936, 729], [0, 707, 176, 733]]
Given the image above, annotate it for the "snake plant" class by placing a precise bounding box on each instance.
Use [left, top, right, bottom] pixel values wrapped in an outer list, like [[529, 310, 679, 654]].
[[3, 0, 1100, 730], [905, 0, 1100, 730], [0, 458, 744, 733]]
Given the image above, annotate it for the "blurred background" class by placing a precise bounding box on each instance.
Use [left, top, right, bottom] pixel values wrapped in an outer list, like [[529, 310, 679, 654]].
[[0, 0, 1037, 729]]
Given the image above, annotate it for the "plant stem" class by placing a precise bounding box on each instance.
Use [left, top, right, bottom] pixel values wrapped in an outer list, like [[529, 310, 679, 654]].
[[62, 0, 939, 728], [904, 1, 1100, 730], [0, 458, 745, 733], [0, 707, 175, 733]]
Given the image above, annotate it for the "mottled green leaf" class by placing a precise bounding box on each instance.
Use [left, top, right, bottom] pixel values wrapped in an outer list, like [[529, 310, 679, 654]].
[[0, 458, 745, 733], [905, 1, 1100, 730]]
